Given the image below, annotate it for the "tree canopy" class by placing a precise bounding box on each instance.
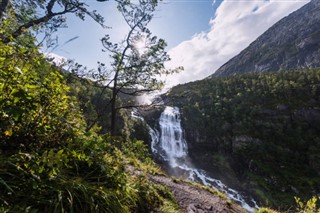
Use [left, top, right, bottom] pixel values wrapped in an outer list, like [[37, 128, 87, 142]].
[[0, 1, 182, 212], [0, 0, 105, 45], [89, 0, 182, 135]]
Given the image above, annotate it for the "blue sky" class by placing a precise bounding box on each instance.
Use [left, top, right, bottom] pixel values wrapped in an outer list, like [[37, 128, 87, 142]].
[[47, 0, 310, 88], [48, 0, 220, 64], [150, 0, 222, 48]]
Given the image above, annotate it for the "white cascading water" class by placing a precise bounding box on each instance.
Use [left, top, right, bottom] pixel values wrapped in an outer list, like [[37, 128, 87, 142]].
[[130, 108, 159, 155], [158, 107, 188, 166], [152, 106, 259, 212]]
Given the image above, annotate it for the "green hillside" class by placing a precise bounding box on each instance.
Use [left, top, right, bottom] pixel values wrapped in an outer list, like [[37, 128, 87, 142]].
[[1, 0, 320, 212], [0, 36, 184, 212], [165, 70, 320, 208]]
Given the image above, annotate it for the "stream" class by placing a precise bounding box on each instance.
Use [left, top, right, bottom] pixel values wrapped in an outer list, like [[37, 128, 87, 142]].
[[149, 106, 259, 212]]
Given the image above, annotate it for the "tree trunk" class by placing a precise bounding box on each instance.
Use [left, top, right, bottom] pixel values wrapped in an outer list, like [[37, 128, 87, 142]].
[[110, 79, 118, 136], [110, 96, 117, 136]]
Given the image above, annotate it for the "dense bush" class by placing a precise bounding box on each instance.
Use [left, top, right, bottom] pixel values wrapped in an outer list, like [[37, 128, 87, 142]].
[[0, 38, 179, 212], [0, 41, 86, 152], [295, 196, 320, 213]]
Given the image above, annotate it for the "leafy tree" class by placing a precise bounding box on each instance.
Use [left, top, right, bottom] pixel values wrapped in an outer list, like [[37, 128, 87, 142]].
[[0, 0, 106, 45], [0, 39, 86, 151], [93, 0, 181, 135], [0, 1, 184, 211]]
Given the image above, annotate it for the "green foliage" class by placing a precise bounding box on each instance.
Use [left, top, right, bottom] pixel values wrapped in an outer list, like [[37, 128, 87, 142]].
[[0, 34, 179, 212], [0, 1, 182, 212], [122, 139, 153, 163], [0, 138, 178, 212], [255, 208, 278, 213], [0, 40, 85, 152], [0, 0, 105, 44], [295, 197, 320, 213], [167, 70, 320, 209], [0, 150, 126, 212], [65, 73, 113, 133], [96, 0, 181, 135]]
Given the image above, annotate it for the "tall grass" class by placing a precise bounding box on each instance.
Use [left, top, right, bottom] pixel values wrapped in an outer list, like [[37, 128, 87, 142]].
[[0, 140, 180, 213]]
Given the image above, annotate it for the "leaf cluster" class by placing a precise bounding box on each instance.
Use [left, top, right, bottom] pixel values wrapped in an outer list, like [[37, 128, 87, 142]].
[[295, 196, 320, 213]]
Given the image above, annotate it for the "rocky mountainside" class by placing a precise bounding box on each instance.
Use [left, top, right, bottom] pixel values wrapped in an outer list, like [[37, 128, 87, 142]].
[[212, 0, 320, 77]]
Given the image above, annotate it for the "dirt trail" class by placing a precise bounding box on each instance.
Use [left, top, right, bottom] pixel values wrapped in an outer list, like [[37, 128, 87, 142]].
[[149, 174, 247, 213]]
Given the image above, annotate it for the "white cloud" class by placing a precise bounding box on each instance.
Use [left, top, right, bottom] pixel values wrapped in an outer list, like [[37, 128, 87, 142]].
[[165, 0, 310, 88]]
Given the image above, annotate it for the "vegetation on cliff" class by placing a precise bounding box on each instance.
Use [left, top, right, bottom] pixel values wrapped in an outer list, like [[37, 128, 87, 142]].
[[166, 70, 320, 209]]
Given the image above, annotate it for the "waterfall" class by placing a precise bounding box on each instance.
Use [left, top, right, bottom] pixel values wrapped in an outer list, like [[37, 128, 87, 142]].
[[130, 108, 159, 154], [158, 106, 188, 166], [151, 106, 259, 212]]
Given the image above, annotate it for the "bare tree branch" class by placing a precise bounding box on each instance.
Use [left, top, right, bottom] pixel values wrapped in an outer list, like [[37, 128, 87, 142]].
[[86, 0, 182, 135], [2, 0, 106, 44], [2, 0, 78, 43]]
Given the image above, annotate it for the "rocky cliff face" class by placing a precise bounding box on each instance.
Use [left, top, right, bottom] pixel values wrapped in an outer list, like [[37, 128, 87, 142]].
[[212, 0, 320, 77]]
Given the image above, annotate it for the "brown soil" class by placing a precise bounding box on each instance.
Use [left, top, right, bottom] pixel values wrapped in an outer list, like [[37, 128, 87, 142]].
[[126, 165, 247, 213], [149, 174, 248, 213]]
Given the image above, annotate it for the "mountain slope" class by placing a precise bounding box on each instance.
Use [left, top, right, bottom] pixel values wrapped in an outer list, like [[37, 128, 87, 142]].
[[212, 0, 320, 77], [164, 69, 320, 209]]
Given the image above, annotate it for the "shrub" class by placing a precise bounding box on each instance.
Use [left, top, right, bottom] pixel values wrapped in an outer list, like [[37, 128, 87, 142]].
[[295, 196, 320, 213]]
